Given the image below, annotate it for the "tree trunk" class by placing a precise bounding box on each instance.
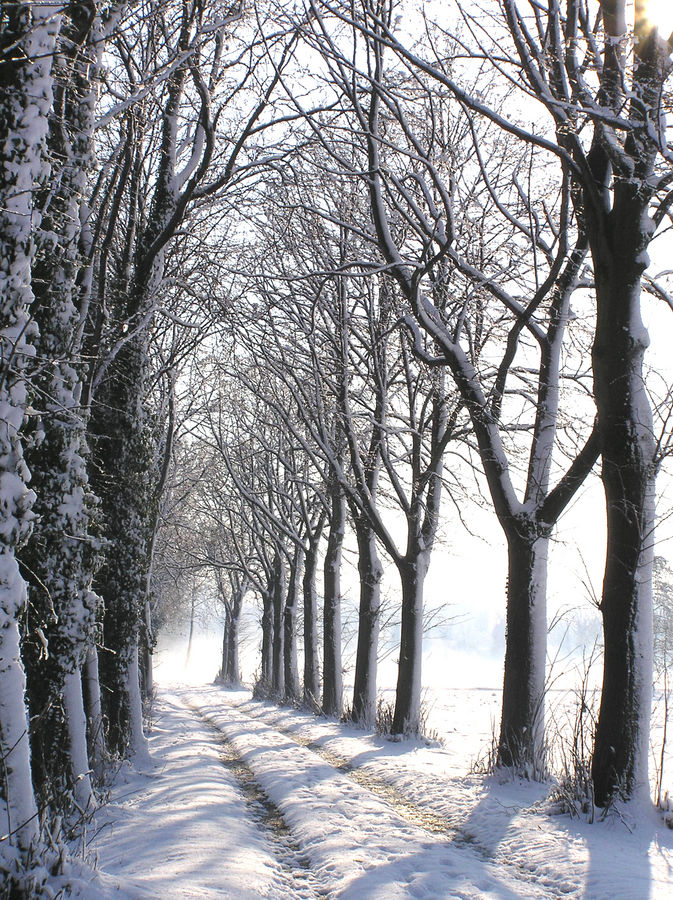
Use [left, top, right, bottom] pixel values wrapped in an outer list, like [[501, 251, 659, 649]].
[[92, 345, 154, 760], [323, 483, 345, 717], [125, 641, 149, 763], [226, 613, 240, 685], [351, 517, 383, 726], [99, 631, 149, 762], [303, 539, 321, 704], [142, 598, 154, 700], [0, 613, 39, 859], [590, 208, 656, 805], [0, 1, 58, 871], [260, 588, 273, 689], [82, 643, 105, 780], [497, 527, 549, 773], [392, 553, 429, 735], [63, 666, 95, 813], [217, 606, 230, 683], [271, 552, 286, 697], [284, 546, 303, 702]]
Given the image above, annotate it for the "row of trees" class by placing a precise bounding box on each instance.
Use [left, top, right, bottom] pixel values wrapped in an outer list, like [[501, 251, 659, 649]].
[[171, 0, 673, 808], [0, 0, 301, 893], [0, 0, 672, 893]]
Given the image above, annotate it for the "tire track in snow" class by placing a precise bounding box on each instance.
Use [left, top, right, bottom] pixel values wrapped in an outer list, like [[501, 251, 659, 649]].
[[223, 697, 577, 899], [185, 701, 327, 900]]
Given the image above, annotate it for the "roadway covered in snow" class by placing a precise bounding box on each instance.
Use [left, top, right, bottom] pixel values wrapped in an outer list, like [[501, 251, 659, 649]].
[[70, 682, 673, 899]]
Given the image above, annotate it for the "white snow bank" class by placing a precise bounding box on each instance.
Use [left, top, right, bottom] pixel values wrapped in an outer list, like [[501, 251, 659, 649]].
[[186, 685, 673, 900], [84, 692, 296, 899], [183, 686, 555, 899], [79, 683, 673, 899]]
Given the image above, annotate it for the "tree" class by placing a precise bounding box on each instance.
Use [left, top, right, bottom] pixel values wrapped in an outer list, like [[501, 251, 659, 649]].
[[0, 0, 59, 884], [83, 0, 297, 758], [20, 0, 113, 819], [298, 0, 603, 767], [491, 0, 671, 804], [215, 569, 247, 685]]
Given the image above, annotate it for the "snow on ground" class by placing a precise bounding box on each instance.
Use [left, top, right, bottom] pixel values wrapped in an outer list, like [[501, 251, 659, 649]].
[[78, 691, 314, 899], [80, 679, 673, 899]]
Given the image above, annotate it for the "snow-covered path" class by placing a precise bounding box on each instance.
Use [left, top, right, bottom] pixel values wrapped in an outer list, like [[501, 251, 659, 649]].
[[181, 688, 545, 900], [87, 691, 321, 899], [83, 684, 673, 899]]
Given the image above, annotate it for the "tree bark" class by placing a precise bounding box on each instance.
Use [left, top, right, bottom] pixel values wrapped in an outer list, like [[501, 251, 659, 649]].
[[284, 546, 303, 702], [125, 641, 149, 762], [82, 643, 105, 780], [351, 516, 383, 726], [323, 481, 345, 717], [303, 538, 321, 704], [0, 0, 58, 867], [226, 613, 240, 684], [392, 554, 429, 735], [271, 552, 286, 697], [498, 527, 549, 772], [590, 204, 656, 805], [142, 638, 154, 700], [217, 605, 230, 683], [63, 666, 95, 813], [260, 587, 273, 689]]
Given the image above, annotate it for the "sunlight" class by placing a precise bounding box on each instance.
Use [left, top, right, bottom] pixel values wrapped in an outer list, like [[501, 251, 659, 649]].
[[644, 0, 673, 39]]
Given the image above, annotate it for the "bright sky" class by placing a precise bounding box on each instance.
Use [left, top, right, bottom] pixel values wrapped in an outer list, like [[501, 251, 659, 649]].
[[647, 0, 673, 38]]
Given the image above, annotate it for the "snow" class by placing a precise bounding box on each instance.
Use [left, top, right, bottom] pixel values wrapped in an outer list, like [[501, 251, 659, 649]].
[[77, 676, 673, 899], [63, 667, 95, 814], [77, 692, 290, 899]]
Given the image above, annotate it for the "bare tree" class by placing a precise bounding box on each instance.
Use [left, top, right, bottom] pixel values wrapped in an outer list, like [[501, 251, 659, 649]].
[[294, 0, 601, 767], [81, 0, 298, 759]]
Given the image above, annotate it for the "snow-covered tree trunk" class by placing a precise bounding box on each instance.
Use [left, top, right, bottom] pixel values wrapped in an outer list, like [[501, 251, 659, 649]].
[[125, 643, 148, 763], [142, 599, 154, 699], [498, 528, 549, 772], [22, 0, 103, 807], [218, 604, 231, 683], [221, 574, 245, 685], [82, 643, 105, 779], [261, 586, 273, 688], [271, 551, 286, 697], [323, 479, 345, 717], [226, 612, 240, 685], [62, 667, 94, 813], [351, 515, 383, 726], [589, 195, 657, 805], [0, 0, 59, 874], [284, 545, 303, 702], [392, 552, 430, 736], [303, 537, 321, 704], [92, 337, 151, 760]]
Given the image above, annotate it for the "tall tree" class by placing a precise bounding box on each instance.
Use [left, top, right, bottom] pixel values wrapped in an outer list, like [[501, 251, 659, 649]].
[[21, 0, 115, 819], [299, 0, 601, 764], [0, 0, 59, 883], [85, 0, 296, 758], [440, 0, 671, 805]]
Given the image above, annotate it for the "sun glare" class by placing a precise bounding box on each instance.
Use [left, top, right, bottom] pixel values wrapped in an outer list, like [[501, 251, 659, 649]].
[[645, 0, 673, 38]]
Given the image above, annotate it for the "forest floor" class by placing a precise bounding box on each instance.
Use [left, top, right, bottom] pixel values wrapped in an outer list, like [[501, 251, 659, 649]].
[[69, 681, 673, 900]]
